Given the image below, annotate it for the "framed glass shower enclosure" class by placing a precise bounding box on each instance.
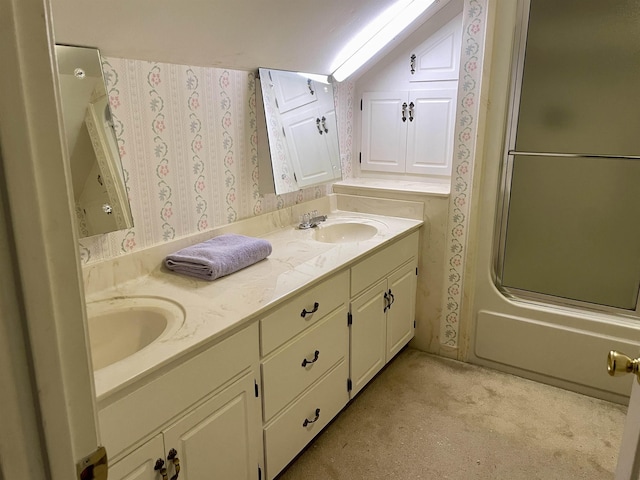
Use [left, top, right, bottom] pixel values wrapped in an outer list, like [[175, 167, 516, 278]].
[[495, 0, 640, 315]]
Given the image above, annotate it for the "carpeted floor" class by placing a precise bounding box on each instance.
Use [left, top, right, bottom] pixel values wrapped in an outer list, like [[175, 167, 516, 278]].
[[277, 348, 628, 480]]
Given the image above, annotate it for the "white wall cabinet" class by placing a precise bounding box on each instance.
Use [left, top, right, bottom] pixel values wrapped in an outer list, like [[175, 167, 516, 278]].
[[349, 233, 418, 397], [361, 84, 458, 176], [357, 11, 462, 178]]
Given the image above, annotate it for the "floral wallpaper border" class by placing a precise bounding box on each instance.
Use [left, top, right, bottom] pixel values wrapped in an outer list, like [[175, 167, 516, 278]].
[[440, 0, 489, 349]]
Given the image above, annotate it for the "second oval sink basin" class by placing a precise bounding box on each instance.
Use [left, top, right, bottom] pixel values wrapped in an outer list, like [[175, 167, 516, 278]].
[[86, 296, 184, 371], [314, 222, 378, 243]]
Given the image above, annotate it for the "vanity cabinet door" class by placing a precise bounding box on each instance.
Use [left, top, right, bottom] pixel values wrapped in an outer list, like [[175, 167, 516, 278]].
[[386, 260, 418, 362], [107, 434, 164, 480], [161, 370, 263, 480], [349, 279, 388, 397]]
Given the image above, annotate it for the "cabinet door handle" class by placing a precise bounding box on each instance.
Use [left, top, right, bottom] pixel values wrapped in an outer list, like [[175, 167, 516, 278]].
[[316, 117, 324, 135], [401, 102, 407, 122], [302, 350, 320, 367], [410, 54, 416, 74], [303, 408, 321, 427], [301, 302, 319, 318], [154, 459, 168, 480], [321, 116, 329, 133], [408, 102, 414, 122], [167, 448, 180, 480], [388, 289, 395, 307], [307, 78, 315, 95], [384, 291, 390, 312]]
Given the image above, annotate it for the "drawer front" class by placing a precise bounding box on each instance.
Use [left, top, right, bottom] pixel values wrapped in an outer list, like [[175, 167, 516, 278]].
[[262, 305, 348, 421], [99, 323, 259, 460], [264, 360, 349, 480], [260, 270, 349, 355], [351, 231, 419, 296]]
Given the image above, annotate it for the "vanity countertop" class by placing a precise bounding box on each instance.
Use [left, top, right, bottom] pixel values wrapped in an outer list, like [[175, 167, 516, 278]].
[[87, 205, 422, 403]]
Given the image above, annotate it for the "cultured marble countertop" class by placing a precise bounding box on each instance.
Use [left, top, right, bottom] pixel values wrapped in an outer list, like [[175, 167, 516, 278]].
[[87, 208, 422, 404]]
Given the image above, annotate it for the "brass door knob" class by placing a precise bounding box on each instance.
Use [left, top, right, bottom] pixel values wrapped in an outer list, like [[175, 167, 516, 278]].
[[607, 350, 640, 382]]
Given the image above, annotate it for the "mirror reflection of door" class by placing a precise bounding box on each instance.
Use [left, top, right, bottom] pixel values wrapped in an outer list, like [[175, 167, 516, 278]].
[[258, 68, 342, 195], [55, 44, 134, 237]]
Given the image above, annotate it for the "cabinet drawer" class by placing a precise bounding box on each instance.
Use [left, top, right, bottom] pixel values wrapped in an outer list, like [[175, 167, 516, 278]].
[[264, 360, 349, 480], [99, 323, 259, 460], [260, 270, 349, 355], [262, 305, 348, 421], [351, 231, 418, 296]]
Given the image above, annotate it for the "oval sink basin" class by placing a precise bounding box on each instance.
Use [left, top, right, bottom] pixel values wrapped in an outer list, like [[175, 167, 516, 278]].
[[314, 222, 378, 243], [86, 296, 184, 370]]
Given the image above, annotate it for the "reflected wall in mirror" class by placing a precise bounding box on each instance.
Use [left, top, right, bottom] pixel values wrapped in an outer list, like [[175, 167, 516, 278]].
[[257, 68, 342, 195], [56, 45, 134, 237]]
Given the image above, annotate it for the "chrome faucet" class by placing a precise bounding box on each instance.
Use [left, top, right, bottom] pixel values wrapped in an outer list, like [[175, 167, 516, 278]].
[[298, 210, 327, 229]]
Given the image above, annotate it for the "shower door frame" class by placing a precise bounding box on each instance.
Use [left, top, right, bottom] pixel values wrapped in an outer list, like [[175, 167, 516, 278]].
[[493, 0, 640, 320]]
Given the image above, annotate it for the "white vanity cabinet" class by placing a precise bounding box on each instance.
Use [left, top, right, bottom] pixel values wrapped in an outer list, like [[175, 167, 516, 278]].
[[260, 271, 350, 480], [349, 232, 419, 397], [102, 323, 264, 480]]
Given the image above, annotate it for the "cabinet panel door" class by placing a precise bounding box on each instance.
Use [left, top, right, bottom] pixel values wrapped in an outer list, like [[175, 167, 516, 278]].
[[350, 279, 387, 397], [406, 85, 458, 176], [409, 13, 462, 82], [108, 434, 164, 480], [282, 105, 336, 188], [162, 371, 262, 480], [361, 91, 407, 173], [269, 69, 317, 113], [386, 261, 417, 362]]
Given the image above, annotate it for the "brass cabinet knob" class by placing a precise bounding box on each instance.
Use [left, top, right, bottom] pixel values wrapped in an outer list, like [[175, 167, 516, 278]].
[[607, 350, 640, 382]]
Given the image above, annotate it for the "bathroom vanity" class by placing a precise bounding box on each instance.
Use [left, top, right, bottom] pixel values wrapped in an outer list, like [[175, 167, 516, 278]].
[[83, 196, 422, 480]]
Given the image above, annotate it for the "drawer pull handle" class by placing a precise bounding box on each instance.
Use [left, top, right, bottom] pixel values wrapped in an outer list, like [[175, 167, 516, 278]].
[[154, 459, 168, 480], [303, 408, 321, 427], [302, 350, 320, 367], [167, 448, 180, 480], [301, 302, 319, 318]]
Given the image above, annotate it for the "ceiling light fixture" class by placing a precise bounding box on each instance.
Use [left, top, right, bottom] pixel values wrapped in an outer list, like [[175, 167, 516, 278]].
[[331, 0, 437, 82]]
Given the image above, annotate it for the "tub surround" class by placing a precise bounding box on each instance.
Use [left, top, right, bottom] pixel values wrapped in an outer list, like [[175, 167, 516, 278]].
[[84, 195, 423, 402]]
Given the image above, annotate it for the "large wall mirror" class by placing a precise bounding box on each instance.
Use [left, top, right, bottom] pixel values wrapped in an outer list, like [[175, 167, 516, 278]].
[[257, 68, 342, 195], [56, 44, 134, 237]]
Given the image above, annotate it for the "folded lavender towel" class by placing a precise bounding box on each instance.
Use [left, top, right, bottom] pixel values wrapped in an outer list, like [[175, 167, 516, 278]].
[[164, 234, 272, 281]]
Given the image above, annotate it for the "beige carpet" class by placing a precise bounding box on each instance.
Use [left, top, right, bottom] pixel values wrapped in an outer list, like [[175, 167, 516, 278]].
[[277, 348, 627, 480]]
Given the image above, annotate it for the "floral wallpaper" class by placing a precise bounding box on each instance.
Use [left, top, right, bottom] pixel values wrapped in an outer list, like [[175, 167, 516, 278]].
[[440, 0, 489, 348], [79, 59, 353, 264]]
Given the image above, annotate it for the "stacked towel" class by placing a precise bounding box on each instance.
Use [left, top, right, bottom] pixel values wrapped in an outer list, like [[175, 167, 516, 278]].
[[164, 234, 272, 281]]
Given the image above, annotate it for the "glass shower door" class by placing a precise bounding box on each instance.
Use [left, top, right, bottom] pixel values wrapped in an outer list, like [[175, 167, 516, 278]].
[[497, 0, 640, 313], [500, 154, 640, 310]]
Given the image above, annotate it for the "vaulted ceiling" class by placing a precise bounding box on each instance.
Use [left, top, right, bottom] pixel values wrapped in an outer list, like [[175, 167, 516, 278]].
[[50, 0, 449, 75]]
